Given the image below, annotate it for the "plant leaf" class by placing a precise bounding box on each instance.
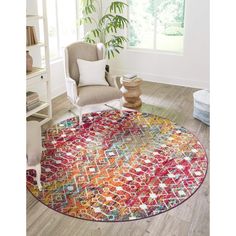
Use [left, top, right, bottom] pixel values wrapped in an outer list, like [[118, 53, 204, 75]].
[[80, 17, 93, 25], [99, 14, 114, 26], [91, 29, 101, 38], [109, 2, 128, 14]]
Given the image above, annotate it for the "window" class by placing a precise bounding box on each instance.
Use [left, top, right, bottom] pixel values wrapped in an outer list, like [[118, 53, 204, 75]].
[[128, 0, 185, 53], [47, 0, 82, 60]]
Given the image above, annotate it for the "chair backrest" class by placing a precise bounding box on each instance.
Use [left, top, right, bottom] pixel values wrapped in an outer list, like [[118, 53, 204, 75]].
[[64, 41, 105, 85]]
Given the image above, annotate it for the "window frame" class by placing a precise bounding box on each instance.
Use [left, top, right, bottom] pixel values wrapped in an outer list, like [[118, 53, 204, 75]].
[[47, 0, 82, 61], [126, 0, 186, 55]]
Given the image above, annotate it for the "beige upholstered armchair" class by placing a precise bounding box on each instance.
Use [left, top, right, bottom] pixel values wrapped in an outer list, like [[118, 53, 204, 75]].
[[64, 42, 122, 123]]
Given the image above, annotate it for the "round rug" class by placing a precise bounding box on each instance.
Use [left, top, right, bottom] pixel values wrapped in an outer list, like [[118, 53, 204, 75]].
[[27, 110, 208, 222]]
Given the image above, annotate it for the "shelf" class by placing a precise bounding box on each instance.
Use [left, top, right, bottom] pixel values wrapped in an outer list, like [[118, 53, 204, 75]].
[[26, 101, 49, 118], [26, 0, 52, 127], [26, 15, 43, 20], [26, 42, 46, 49], [27, 113, 51, 126], [27, 67, 46, 79]]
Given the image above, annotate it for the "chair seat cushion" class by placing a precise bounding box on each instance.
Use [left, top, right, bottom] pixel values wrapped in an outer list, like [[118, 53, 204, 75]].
[[77, 86, 122, 106]]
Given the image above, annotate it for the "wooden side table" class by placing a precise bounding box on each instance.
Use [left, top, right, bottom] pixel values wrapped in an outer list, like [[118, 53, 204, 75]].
[[120, 77, 142, 109]]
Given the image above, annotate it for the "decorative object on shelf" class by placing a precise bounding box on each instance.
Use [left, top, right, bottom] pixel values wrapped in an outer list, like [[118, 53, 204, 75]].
[[120, 75, 142, 109], [26, 26, 38, 46], [80, 0, 129, 59], [26, 91, 40, 111], [26, 50, 33, 73], [27, 110, 208, 222]]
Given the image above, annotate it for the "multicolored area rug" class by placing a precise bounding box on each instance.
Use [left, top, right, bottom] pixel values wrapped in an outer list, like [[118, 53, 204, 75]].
[[27, 110, 208, 222]]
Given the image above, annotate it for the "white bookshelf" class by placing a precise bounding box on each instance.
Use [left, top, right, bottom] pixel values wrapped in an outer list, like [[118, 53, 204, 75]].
[[26, 15, 44, 20], [26, 67, 46, 79], [26, 42, 45, 50], [26, 0, 52, 126]]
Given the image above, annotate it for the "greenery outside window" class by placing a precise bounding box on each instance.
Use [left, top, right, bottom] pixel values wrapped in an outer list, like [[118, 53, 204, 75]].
[[128, 0, 185, 53]]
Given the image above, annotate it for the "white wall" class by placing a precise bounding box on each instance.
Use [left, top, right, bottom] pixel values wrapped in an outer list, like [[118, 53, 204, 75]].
[[50, 60, 66, 98], [109, 0, 210, 89]]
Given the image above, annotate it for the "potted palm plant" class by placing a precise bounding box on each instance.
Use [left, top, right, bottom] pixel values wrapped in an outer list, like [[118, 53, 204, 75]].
[[80, 0, 129, 59]]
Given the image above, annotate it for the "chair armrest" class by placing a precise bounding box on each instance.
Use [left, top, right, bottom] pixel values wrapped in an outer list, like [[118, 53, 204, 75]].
[[65, 77, 78, 104], [105, 72, 122, 89]]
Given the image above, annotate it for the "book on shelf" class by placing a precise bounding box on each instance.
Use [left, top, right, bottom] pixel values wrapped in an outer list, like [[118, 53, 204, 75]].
[[122, 74, 139, 82], [26, 91, 39, 99], [26, 91, 38, 97], [32, 27, 37, 44], [27, 94, 39, 102], [123, 74, 137, 80], [27, 97, 40, 106], [26, 91, 39, 105], [26, 26, 38, 46], [26, 101, 41, 111]]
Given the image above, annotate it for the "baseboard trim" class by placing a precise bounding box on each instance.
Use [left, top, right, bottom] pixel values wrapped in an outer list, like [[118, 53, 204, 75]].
[[111, 69, 209, 89]]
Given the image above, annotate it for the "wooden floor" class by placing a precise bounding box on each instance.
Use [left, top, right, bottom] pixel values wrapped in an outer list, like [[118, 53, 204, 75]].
[[27, 81, 209, 236]]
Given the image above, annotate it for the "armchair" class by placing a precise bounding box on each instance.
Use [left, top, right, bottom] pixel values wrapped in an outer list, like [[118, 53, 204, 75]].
[[64, 42, 123, 123]]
